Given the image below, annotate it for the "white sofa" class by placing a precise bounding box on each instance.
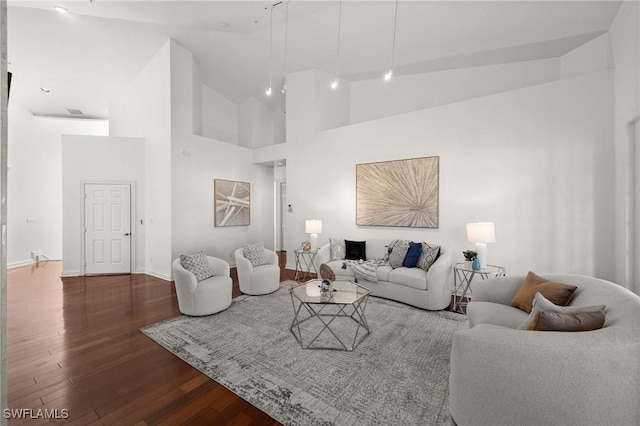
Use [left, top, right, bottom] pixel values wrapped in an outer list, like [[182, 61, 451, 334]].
[[315, 239, 452, 310], [449, 274, 640, 426]]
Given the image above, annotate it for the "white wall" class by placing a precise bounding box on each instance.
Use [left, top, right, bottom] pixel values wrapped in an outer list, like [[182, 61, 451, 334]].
[[237, 97, 276, 148], [170, 41, 275, 266], [285, 70, 615, 279], [609, 0, 640, 293], [561, 33, 613, 79], [201, 84, 238, 144], [110, 40, 173, 280], [350, 58, 560, 124], [7, 102, 107, 267], [61, 135, 145, 276]]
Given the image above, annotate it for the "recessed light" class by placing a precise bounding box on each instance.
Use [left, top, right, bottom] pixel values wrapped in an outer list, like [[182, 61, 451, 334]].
[[40, 87, 50, 93], [220, 23, 230, 28], [54, 5, 69, 13]]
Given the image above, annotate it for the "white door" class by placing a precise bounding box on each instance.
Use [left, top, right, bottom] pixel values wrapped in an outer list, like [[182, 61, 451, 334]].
[[84, 184, 131, 275]]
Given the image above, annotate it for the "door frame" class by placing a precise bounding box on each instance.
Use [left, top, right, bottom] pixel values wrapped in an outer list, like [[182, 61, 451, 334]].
[[80, 181, 136, 276]]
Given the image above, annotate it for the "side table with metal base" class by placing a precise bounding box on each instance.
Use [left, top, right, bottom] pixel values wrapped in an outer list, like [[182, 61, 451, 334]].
[[294, 249, 318, 282], [452, 263, 505, 313]]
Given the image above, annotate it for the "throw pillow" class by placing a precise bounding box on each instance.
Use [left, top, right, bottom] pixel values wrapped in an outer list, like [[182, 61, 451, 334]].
[[387, 240, 410, 269], [319, 263, 336, 281], [329, 238, 346, 261], [527, 310, 606, 332], [403, 242, 423, 268], [345, 240, 366, 261], [417, 243, 441, 272], [179, 251, 214, 281], [518, 292, 606, 330], [243, 242, 268, 267], [511, 271, 577, 313]]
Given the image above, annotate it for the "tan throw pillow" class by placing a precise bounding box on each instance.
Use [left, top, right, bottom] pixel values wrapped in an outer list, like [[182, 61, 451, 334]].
[[527, 310, 605, 332], [511, 271, 577, 313], [518, 292, 606, 330]]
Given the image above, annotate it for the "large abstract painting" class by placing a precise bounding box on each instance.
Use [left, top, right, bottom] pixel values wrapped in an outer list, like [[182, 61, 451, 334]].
[[356, 156, 439, 228], [214, 179, 250, 227]]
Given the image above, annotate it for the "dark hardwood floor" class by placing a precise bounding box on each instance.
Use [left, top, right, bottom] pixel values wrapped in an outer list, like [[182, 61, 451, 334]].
[[6, 258, 296, 425], [6, 254, 461, 425]]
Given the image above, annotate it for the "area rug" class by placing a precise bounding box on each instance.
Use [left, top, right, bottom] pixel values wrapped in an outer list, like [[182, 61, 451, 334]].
[[141, 281, 466, 425]]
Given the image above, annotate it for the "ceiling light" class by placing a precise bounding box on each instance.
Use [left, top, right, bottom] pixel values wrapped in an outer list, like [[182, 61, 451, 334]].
[[331, 0, 343, 90], [266, 87, 272, 96], [54, 5, 68, 13], [386, 0, 399, 81], [40, 87, 50, 93], [220, 23, 230, 28]]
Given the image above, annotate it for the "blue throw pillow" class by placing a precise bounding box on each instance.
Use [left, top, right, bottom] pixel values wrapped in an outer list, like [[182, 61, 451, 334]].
[[403, 242, 423, 268]]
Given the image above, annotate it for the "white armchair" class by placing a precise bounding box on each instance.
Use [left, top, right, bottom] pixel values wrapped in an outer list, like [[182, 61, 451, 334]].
[[172, 256, 232, 316], [234, 247, 280, 295]]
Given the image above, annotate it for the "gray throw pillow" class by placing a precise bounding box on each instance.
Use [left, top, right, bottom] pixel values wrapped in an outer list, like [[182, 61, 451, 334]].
[[387, 240, 410, 269], [517, 292, 606, 330], [329, 238, 345, 261], [244, 242, 268, 267], [180, 251, 214, 281], [418, 243, 441, 272]]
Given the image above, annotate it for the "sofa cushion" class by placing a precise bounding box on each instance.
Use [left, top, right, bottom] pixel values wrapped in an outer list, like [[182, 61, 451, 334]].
[[418, 243, 440, 272], [511, 271, 577, 313], [329, 238, 345, 261], [325, 260, 354, 278], [467, 301, 529, 329], [243, 242, 268, 267], [345, 240, 366, 261], [180, 251, 214, 281], [387, 240, 410, 268], [388, 267, 428, 290], [376, 265, 392, 282], [403, 242, 423, 268], [518, 292, 606, 330], [528, 310, 606, 332]]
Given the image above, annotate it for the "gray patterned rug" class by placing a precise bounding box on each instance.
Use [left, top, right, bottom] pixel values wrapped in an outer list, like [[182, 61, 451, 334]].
[[141, 281, 466, 425]]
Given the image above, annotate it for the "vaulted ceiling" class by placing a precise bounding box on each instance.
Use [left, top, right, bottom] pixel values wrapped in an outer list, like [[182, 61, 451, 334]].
[[7, 1, 622, 119]]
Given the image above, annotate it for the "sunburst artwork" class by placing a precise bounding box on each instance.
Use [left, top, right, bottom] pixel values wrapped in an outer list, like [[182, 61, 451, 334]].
[[356, 156, 439, 228], [214, 179, 250, 227]]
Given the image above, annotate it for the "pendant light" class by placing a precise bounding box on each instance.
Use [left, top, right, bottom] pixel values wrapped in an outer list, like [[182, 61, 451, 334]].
[[266, 5, 274, 96], [282, 1, 289, 94], [331, 0, 343, 90], [385, 0, 399, 81]]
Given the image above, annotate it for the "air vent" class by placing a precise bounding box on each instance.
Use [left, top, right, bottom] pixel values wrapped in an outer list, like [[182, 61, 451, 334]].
[[66, 108, 83, 115]]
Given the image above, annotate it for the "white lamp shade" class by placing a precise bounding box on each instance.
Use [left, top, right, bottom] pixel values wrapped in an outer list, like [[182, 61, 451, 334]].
[[305, 219, 322, 234], [466, 222, 496, 243]]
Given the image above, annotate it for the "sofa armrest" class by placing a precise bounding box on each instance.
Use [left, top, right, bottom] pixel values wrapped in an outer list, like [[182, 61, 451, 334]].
[[449, 325, 640, 426], [471, 275, 525, 305], [424, 248, 452, 309], [315, 243, 331, 271]]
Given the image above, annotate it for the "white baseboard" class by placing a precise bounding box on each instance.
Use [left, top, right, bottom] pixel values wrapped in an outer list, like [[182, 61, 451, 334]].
[[145, 269, 172, 282], [60, 270, 81, 277], [8, 259, 35, 269]]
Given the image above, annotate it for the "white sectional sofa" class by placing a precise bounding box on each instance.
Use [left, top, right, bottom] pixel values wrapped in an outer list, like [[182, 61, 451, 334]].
[[315, 239, 452, 310], [449, 274, 640, 426]]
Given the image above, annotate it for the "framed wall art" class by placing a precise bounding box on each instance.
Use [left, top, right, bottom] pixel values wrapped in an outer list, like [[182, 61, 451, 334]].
[[356, 156, 439, 228], [214, 179, 250, 227]]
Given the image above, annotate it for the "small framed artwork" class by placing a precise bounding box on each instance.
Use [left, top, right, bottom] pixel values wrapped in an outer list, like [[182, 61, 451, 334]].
[[214, 179, 250, 227], [356, 156, 439, 228]]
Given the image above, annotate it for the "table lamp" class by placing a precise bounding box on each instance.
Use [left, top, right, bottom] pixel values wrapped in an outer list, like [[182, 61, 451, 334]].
[[466, 222, 495, 269], [305, 219, 322, 250]]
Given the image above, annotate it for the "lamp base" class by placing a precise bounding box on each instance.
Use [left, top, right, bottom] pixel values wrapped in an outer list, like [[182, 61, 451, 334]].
[[475, 243, 488, 269], [310, 233, 318, 250]]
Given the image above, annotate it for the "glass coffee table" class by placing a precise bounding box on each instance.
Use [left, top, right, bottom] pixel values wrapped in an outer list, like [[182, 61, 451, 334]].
[[289, 279, 371, 351]]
